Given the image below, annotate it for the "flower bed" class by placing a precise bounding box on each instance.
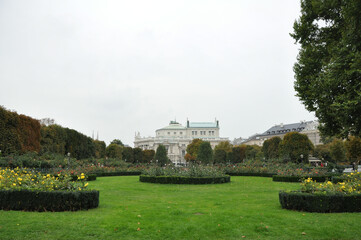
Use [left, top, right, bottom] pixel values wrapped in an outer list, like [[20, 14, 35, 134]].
[[226, 172, 276, 177], [139, 175, 230, 184], [0, 167, 99, 211], [140, 165, 230, 184], [273, 175, 332, 183], [279, 172, 361, 212]]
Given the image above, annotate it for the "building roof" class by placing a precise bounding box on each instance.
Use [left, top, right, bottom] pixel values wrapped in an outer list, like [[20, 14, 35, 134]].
[[156, 121, 187, 131], [188, 122, 218, 128], [260, 121, 313, 136]]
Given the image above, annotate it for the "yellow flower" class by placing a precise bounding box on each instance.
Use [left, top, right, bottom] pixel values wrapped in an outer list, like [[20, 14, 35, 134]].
[[18, 178, 22, 181], [13, 183, 16, 186], [84, 183, 88, 187]]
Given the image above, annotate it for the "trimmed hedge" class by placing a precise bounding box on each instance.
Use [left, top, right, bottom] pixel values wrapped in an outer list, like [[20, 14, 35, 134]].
[[69, 174, 97, 181], [279, 191, 361, 212], [0, 189, 99, 212], [273, 175, 333, 183], [95, 171, 141, 177], [226, 172, 276, 177], [139, 175, 230, 184]]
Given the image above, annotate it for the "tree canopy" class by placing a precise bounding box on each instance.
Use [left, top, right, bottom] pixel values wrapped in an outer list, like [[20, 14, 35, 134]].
[[291, 0, 361, 138], [197, 141, 213, 164], [154, 144, 169, 166], [279, 132, 314, 163]]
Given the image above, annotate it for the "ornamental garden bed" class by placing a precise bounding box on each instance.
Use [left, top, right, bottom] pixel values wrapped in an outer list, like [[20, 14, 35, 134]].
[[0, 167, 99, 212], [139, 175, 230, 184], [94, 171, 141, 177], [226, 172, 276, 177], [279, 172, 361, 212], [273, 173, 341, 183]]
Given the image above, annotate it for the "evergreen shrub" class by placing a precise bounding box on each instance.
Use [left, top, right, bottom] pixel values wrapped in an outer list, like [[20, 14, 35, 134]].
[[0, 189, 99, 211], [139, 175, 230, 184], [279, 191, 361, 212]]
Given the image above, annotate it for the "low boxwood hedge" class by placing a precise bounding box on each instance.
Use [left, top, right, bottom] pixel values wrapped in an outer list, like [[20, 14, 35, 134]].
[[70, 174, 97, 181], [95, 171, 142, 177], [139, 175, 230, 184], [0, 189, 99, 212], [226, 172, 276, 177], [279, 191, 361, 212], [273, 175, 332, 183]]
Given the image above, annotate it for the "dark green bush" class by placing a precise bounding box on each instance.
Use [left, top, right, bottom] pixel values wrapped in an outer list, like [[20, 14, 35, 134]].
[[0, 190, 99, 212], [273, 175, 338, 183], [95, 171, 141, 177], [139, 175, 230, 184], [69, 174, 97, 181], [279, 191, 361, 212], [226, 172, 276, 177]]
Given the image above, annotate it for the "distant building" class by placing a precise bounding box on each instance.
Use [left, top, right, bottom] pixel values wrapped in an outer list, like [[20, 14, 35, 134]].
[[242, 120, 321, 147], [134, 119, 229, 164]]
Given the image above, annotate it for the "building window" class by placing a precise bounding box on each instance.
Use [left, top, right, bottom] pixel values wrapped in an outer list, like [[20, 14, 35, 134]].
[[195, 131, 197, 135], [174, 132, 176, 135], [180, 132, 183, 135], [168, 132, 170, 135]]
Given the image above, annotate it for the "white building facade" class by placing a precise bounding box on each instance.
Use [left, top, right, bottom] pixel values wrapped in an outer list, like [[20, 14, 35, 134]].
[[134, 120, 229, 164]]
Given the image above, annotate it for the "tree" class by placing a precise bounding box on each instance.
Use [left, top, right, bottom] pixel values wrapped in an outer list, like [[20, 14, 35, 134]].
[[122, 147, 134, 163], [197, 141, 213, 164], [111, 139, 124, 146], [154, 144, 169, 166], [279, 132, 314, 163], [313, 144, 332, 162], [329, 138, 346, 163], [185, 139, 204, 162], [93, 140, 106, 158], [142, 149, 155, 163], [262, 136, 282, 160], [229, 145, 246, 164], [105, 144, 122, 159], [345, 136, 361, 163], [213, 149, 227, 164], [133, 148, 143, 163], [214, 141, 233, 153], [291, 0, 361, 138], [245, 145, 263, 160]]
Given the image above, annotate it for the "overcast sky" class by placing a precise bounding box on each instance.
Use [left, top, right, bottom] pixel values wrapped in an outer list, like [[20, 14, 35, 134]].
[[0, 0, 315, 146]]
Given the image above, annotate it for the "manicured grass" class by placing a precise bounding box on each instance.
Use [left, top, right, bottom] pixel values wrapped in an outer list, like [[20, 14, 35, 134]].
[[1, 176, 361, 239]]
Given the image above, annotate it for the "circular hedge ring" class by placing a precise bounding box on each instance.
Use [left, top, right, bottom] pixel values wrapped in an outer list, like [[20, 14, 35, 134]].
[[279, 191, 361, 213], [139, 175, 230, 184]]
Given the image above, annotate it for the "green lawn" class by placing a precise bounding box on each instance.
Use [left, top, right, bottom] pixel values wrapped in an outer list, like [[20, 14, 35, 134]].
[[1, 176, 361, 239]]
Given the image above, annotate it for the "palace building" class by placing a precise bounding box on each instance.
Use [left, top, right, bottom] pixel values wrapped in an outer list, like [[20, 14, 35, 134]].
[[134, 119, 229, 165]]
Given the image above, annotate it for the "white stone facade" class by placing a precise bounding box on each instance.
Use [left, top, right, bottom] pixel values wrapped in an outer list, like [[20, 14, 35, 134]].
[[134, 120, 229, 164]]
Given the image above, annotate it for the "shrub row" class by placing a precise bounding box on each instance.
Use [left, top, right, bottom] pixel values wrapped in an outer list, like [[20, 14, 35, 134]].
[[69, 174, 97, 181], [226, 172, 276, 177], [273, 175, 333, 183], [279, 191, 361, 212], [0, 189, 99, 212], [139, 175, 230, 184], [94, 171, 141, 177]]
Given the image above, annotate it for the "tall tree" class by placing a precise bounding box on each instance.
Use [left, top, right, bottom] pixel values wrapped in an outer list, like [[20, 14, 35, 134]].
[[345, 136, 361, 163], [291, 0, 361, 138], [133, 147, 143, 163], [197, 141, 213, 164], [329, 138, 346, 163], [122, 147, 134, 163], [142, 149, 155, 163], [93, 140, 106, 158], [105, 144, 122, 159], [111, 139, 124, 146], [154, 144, 169, 166], [279, 132, 314, 163], [185, 139, 204, 162], [262, 136, 282, 160]]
